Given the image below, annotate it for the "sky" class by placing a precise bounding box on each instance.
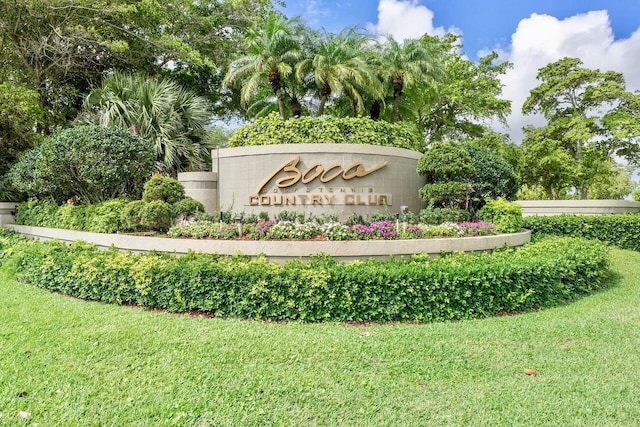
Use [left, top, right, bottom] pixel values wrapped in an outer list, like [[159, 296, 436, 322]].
[[278, 0, 640, 143]]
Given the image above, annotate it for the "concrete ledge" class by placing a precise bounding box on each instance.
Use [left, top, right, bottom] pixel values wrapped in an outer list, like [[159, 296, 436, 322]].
[[0, 202, 17, 225], [517, 200, 640, 216], [4, 224, 531, 262]]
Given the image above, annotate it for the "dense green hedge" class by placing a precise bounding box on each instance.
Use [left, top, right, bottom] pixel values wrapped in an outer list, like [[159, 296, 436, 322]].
[[0, 229, 610, 322], [522, 214, 640, 251], [228, 112, 424, 151]]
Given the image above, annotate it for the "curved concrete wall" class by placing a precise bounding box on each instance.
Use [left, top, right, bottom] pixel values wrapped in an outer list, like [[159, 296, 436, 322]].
[[177, 172, 218, 213], [211, 144, 427, 221], [0, 202, 17, 225], [517, 200, 640, 216], [4, 224, 530, 263]]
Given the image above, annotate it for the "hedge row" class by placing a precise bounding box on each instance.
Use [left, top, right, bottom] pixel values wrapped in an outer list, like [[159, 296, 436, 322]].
[[522, 214, 640, 251], [0, 230, 610, 322]]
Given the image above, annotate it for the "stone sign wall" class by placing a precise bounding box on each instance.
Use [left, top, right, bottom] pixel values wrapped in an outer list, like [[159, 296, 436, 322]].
[[202, 144, 427, 220]]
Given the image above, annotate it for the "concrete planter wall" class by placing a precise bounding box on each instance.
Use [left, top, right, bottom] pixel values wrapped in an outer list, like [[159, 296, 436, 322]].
[[177, 172, 218, 213], [517, 200, 640, 216], [5, 224, 530, 263], [0, 202, 17, 225], [209, 144, 427, 221]]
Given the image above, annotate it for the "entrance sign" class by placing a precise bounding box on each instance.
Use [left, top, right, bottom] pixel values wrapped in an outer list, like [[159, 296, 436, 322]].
[[199, 143, 427, 220]]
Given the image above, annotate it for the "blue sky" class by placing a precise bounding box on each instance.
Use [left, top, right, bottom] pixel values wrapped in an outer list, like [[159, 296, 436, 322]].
[[279, 0, 640, 60], [279, 1, 640, 142]]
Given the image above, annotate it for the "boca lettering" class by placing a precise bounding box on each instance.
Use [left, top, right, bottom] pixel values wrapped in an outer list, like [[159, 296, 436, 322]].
[[255, 156, 388, 194]]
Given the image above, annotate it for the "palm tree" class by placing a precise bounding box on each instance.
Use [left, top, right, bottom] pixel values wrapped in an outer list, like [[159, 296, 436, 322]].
[[296, 29, 380, 117], [223, 13, 302, 120], [379, 36, 440, 122], [82, 73, 212, 176]]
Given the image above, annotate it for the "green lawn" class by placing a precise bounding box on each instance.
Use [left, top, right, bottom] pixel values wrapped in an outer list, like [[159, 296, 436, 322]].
[[1, 250, 639, 426]]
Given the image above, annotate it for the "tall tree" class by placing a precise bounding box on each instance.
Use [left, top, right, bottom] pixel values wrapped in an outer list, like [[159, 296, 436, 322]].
[[378, 36, 440, 123], [296, 29, 379, 117], [223, 12, 303, 120], [522, 57, 640, 198], [407, 34, 511, 142]]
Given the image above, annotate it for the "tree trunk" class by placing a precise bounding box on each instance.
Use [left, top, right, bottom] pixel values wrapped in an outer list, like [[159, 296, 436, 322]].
[[370, 100, 381, 120], [392, 75, 404, 123], [268, 72, 286, 120]]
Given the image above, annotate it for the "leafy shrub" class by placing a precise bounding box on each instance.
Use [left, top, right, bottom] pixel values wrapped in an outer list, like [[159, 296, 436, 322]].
[[228, 112, 423, 151], [173, 197, 205, 219], [142, 176, 185, 204], [478, 198, 523, 233], [633, 188, 640, 202], [0, 230, 610, 323], [463, 145, 519, 215], [419, 207, 470, 224], [16, 200, 59, 226], [522, 214, 640, 251], [121, 200, 147, 232], [7, 124, 154, 203], [140, 200, 174, 232], [85, 199, 130, 233]]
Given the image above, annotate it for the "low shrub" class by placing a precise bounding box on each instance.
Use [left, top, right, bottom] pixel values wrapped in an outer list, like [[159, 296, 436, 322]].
[[142, 176, 185, 204], [85, 198, 129, 234], [140, 200, 174, 232], [478, 198, 523, 233], [523, 214, 640, 251], [419, 207, 470, 225], [0, 229, 610, 322], [173, 197, 205, 219]]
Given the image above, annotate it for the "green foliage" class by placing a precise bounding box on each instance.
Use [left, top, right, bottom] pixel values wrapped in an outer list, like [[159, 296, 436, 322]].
[[142, 176, 186, 204], [0, 230, 611, 323], [228, 113, 423, 151], [462, 144, 519, 214], [85, 199, 130, 234], [140, 201, 174, 232], [121, 200, 148, 232], [633, 188, 640, 202], [8, 125, 154, 204], [419, 207, 470, 225], [173, 197, 205, 219], [523, 214, 640, 251], [15, 200, 59, 227], [477, 198, 523, 233]]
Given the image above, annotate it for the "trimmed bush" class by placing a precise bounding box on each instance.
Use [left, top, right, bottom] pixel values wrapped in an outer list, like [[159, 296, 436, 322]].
[[523, 214, 640, 251], [0, 229, 610, 323], [140, 200, 174, 232], [478, 198, 523, 233], [7, 124, 154, 203], [142, 176, 185, 204], [173, 197, 205, 219], [228, 112, 424, 151]]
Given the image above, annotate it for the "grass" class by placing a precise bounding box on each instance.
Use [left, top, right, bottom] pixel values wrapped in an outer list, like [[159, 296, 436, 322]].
[[1, 250, 639, 426]]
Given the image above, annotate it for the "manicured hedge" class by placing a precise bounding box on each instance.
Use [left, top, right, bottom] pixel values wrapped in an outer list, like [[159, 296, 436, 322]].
[[522, 214, 640, 251], [0, 229, 610, 322]]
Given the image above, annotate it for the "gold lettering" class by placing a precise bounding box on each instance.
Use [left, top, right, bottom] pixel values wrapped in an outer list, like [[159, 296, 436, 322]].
[[284, 195, 296, 205], [249, 196, 259, 206], [301, 162, 323, 184], [379, 195, 388, 205], [324, 194, 335, 204], [310, 195, 322, 205], [298, 194, 308, 204], [345, 194, 355, 205], [255, 156, 388, 193], [272, 195, 283, 205], [260, 195, 271, 205], [320, 163, 343, 182]]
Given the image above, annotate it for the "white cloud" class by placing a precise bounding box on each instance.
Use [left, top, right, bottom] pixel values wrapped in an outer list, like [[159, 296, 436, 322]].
[[366, 0, 457, 40], [500, 10, 640, 142]]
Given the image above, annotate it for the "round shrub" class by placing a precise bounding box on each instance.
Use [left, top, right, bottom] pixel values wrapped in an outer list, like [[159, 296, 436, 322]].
[[140, 200, 175, 232], [419, 207, 470, 225], [85, 198, 130, 233], [173, 197, 205, 219], [7, 124, 154, 204], [121, 200, 147, 232], [142, 176, 185, 204]]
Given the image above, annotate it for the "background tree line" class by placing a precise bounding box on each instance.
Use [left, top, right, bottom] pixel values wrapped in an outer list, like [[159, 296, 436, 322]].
[[1, 0, 639, 201]]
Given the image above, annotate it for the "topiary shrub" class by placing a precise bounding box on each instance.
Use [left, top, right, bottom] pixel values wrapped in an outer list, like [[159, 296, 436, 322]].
[[477, 198, 523, 233], [140, 200, 174, 232], [142, 176, 186, 204], [228, 112, 423, 151], [173, 197, 205, 219], [7, 124, 154, 204], [85, 198, 130, 234], [121, 200, 147, 232]]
